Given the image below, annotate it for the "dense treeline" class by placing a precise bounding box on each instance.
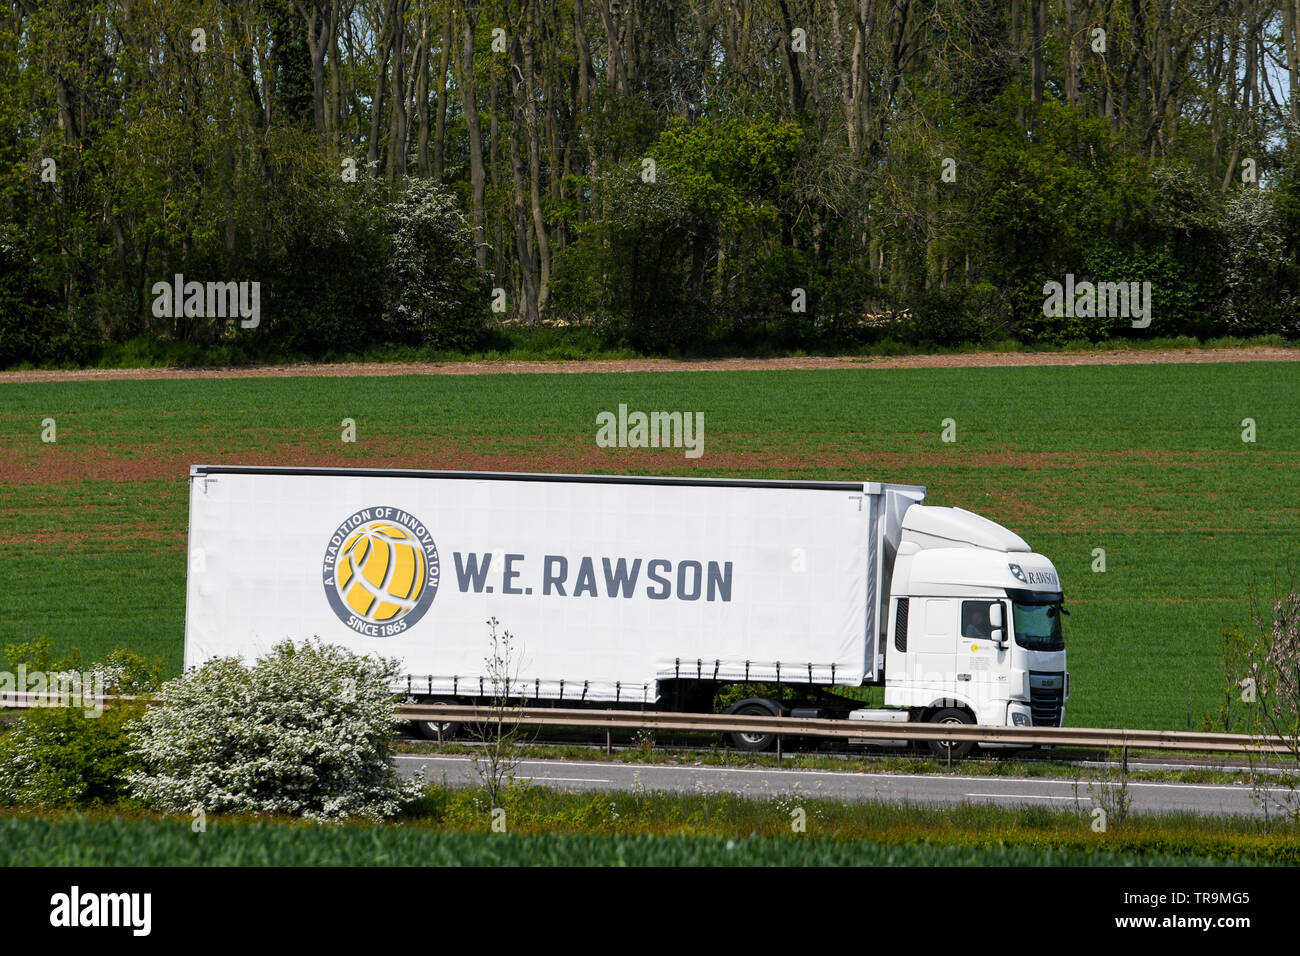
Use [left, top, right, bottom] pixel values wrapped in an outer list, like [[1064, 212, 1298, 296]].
[[2, 0, 1299, 366]]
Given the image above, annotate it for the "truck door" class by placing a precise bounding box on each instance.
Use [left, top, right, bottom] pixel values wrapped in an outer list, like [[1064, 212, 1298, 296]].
[[959, 599, 1009, 720], [913, 598, 958, 698]]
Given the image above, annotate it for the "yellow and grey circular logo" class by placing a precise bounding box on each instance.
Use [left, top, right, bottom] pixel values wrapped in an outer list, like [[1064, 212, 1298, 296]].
[[322, 507, 440, 636]]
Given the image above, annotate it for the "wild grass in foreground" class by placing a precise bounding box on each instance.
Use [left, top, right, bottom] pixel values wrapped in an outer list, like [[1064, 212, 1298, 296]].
[[399, 786, 1298, 864], [1, 787, 1295, 866], [0, 812, 1267, 867]]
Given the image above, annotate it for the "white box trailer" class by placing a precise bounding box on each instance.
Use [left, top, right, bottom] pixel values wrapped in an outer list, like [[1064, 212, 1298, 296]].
[[184, 466, 1069, 756]]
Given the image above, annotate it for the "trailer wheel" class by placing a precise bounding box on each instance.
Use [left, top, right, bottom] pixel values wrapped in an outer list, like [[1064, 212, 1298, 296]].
[[414, 719, 459, 742], [727, 703, 778, 752], [925, 708, 975, 761]]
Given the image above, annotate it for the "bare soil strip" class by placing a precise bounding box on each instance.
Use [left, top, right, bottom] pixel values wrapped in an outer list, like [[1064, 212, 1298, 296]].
[[2, 346, 1298, 385]]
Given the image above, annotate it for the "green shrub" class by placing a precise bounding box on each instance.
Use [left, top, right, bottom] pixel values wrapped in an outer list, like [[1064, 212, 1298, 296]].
[[261, 167, 393, 358], [0, 228, 98, 369], [98, 648, 167, 696], [2, 636, 81, 674], [0, 703, 149, 809], [0, 641, 164, 809], [902, 284, 1008, 347], [550, 161, 706, 354]]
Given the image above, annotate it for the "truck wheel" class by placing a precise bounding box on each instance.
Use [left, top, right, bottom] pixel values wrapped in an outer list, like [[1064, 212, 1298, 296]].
[[926, 708, 975, 761], [414, 719, 459, 742], [727, 703, 777, 752]]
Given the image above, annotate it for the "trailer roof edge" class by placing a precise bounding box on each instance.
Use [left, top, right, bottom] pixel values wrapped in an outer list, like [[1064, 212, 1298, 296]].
[[188, 464, 925, 494]]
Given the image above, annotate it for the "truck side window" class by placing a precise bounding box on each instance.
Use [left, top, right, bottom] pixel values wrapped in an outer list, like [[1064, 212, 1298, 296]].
[[961, 601, 995, 639]]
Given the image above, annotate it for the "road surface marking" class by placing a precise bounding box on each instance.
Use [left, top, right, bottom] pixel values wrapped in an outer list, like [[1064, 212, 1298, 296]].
[[965, 793, 1078, 801]]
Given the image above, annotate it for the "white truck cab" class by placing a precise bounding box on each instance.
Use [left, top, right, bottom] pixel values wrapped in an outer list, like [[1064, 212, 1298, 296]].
[[881, 506, 1068, 739]]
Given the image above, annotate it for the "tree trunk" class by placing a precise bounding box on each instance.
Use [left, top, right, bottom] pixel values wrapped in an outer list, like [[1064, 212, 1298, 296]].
[[1031, 0, 1045, 108], [433, 13, 453, 180], [414, 11, 430, 177], [386, 0, 408, 179], [367, 3, 394, 166], [521, 1, 550, 311], [295, 0, 335, 144], [459, 7, 488, 268], [507, 79, 540, 326]]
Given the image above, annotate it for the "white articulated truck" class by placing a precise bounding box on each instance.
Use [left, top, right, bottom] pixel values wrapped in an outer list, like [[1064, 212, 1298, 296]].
[[184, 465, 1069, 758]]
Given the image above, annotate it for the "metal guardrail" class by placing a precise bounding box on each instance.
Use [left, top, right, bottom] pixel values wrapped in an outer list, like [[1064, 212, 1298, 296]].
[[0, 692, 146, 709], [4, 691, 1294, 756], [400, 703, 1299, 755]]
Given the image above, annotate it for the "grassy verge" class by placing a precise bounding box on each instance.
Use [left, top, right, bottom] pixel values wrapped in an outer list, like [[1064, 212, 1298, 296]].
[[2, 785, 1294, 866], [394, 738, 1258, 785]]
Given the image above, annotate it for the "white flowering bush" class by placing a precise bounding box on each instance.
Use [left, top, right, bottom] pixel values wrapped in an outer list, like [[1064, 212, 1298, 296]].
[[1220, 188, 1300, 336], [383, 178, 490, 350], [127, 641, 421, 822]]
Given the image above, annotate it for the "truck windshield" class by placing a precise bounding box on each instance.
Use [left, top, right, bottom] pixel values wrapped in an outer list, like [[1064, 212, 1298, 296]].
[[1012, 601, 1065, 652]]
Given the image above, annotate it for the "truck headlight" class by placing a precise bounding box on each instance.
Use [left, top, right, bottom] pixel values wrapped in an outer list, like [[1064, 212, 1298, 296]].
[[1012, 712, 1031, 727]]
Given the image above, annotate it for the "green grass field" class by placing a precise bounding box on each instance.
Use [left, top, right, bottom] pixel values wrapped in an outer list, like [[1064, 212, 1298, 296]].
[[2, 360, 1298, 730]]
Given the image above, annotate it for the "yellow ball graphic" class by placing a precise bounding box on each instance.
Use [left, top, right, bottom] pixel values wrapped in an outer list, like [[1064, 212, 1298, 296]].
[[334, 522, 428, 623]]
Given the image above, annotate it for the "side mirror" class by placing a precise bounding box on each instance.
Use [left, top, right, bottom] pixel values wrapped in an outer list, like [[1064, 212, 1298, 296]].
[[989, 603, 1003, 628], [991, 627, 1005, 646]]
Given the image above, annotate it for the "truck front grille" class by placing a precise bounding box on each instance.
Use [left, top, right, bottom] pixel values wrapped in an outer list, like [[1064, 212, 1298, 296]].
[[1028, 671, 1064, 727]]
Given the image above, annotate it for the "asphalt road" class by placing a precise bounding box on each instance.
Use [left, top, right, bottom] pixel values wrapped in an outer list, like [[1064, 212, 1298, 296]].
[[397, 754, 1291, 817]]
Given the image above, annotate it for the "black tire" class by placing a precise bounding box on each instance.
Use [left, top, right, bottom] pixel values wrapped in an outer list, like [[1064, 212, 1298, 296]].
[[926, 707, 976, 760], [414, 719, 459, 741], [727, 703, 778, 752]]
